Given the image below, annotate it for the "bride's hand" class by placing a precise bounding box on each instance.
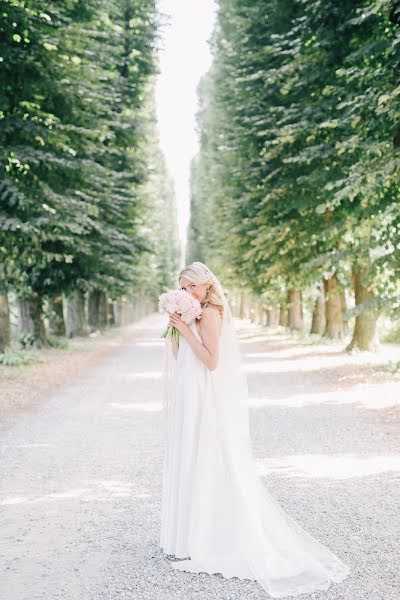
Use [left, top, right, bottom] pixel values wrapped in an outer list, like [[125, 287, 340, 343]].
[[169, 312, 190, 336]]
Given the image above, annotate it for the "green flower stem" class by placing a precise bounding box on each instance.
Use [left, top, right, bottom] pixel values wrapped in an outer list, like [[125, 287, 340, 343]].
[[160, 324, 180, 346]]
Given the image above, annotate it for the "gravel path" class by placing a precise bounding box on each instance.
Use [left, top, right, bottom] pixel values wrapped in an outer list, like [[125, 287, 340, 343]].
[[1, 313, 399, 600], [0, 318, 152, 431]]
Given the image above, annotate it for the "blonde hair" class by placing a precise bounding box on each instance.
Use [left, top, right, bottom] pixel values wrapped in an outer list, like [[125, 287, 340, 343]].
[[179, 262, 224, 319]]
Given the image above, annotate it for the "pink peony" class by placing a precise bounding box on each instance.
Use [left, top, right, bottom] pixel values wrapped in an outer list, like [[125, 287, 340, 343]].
[[159, 289, 202, 344]]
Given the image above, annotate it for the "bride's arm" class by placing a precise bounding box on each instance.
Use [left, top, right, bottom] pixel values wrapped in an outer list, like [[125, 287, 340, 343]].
[[183, 308, 221, 371]]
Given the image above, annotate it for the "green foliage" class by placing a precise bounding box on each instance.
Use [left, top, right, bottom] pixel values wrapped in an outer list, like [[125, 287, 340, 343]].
[[0, 348, 40, 366], [18, 332, 36, 349], [137, 79, 181, 296], [189, 0, 400, 314], [386, 360, 400, 374], [46, 334, 69, 349], [382, 319, 400, 344], [0, 0, 178, 334], [0, 0, 157, 296]]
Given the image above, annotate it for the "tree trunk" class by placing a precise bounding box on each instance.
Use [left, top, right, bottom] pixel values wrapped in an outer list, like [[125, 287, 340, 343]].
[[88, 290, 101, 332], [114, 303, 123, 326], [18, 293, 49, 348], [0, 292, 11, 352], [340, 290, 349, 334], [88, 290, 109, 330], [17, 297, 35, 345], [66, 290, 87, 338], [271, 306, 280, 326], [258, 304, 265, 326], [266, 308, 272, 327], [48, 294, 66, 336], [136, 289, 145, 320], [108, 302, 116, 326], [323, 274, 346, 339], [247, 297, 255, 323], [233, 292, 240, 319], [287, 288, 303, 330], [98, 291, 108, 328], [31, 292, 50, 348], [346, 264, 379, 352], [239, 290, 245, 320], [279, 304, 288, 327], [310, 288, 326, 335]]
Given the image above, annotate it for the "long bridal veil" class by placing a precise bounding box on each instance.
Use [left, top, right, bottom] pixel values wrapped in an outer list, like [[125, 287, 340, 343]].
[[161, 262, 350, 598]]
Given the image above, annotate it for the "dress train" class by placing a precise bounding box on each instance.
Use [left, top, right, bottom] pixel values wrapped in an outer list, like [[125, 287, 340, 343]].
[[160, 319, 350, 598]]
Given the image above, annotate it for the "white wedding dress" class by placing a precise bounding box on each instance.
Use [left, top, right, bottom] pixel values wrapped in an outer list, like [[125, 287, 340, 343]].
[[159, 287, 350, 598]]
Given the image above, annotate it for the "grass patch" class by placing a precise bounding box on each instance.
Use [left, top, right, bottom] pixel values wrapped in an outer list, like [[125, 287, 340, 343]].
[[47, 335, 69, 349], [382, 330, 400, 344], [0, 348, 42, 366], [386, 360, 400, 374]]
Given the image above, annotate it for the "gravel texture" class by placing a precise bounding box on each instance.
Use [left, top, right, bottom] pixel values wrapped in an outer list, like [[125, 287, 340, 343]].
[[0, 319, 151, 431], [1, 313, 399, 599]]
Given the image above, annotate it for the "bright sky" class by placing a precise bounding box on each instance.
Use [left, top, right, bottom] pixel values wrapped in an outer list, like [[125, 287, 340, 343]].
[[155, 0, 217, 263]]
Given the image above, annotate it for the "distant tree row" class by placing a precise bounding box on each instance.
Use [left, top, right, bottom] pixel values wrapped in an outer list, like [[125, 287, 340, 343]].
[[187, 0, 400, 350], [0, 0, 180, 351]]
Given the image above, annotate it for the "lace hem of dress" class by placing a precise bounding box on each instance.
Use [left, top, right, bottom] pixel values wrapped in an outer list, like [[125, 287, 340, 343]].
[[167, 557, 350, 599]]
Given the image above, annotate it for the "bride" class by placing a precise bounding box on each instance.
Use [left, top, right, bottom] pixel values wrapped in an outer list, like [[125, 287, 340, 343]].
[[159, 261, 350, 598]]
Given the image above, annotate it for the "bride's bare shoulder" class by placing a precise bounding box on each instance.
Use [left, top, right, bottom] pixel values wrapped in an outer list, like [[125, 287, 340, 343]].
[[202, 303, 222, 318], [200, 304, 223, 332]]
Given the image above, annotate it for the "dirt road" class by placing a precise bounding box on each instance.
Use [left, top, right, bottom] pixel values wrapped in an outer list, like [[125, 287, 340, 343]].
[[1, 314, 399, 599]]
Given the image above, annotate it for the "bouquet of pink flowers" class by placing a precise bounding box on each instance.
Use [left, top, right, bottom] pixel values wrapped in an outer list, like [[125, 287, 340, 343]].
[[159, 289, 202, 344]]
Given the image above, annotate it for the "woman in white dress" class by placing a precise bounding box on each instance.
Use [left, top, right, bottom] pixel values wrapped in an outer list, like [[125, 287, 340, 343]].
[[159, 261, 350, 598]]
